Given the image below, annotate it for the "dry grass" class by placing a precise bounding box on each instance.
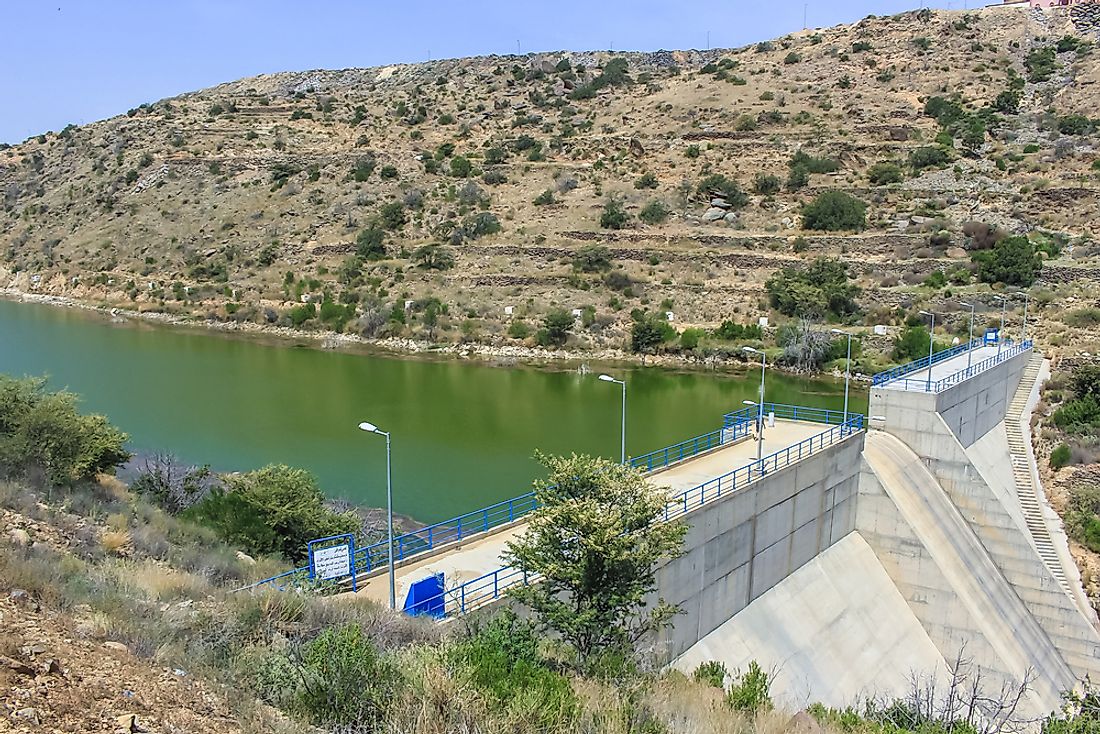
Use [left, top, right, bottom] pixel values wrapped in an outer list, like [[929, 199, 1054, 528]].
[[99, 528, 131, 554]]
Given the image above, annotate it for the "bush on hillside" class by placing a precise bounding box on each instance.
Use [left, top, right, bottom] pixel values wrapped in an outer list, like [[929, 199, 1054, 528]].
[[572, 245, 613, 273], [971, 235, 1041, 287], [891, 324, 947, 362], [183, 464, 357, 563], [631, 311, 676, 354], [0, 376, 130, 486], [600, 197, 631, 229], [765, 258, 860, 319], [696, 174, 749, 208], [868, 161, 904, 185], [801, 190, 867, 232], [639, 200, 670, 224]]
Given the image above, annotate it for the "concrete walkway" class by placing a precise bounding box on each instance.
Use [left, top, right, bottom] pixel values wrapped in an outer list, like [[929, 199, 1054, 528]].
[[880, 344, 1008, 391], [356, 420, 825, 607]]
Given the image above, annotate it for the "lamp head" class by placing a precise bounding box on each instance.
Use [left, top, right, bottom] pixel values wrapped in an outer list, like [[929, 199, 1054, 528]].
[[358, 422, 380, 434], [743, 346, 759, 355], [598, 374, 616, 383], [743, 400, 757, 406]]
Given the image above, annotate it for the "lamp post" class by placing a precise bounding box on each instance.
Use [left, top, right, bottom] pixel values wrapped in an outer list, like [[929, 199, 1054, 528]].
[[830, 329, 860, 428], [959, 302, 976, 375], [598, 374, 627, 464], [919, 310, 936, 392], [743, 347, 766, 463], [358, 421, 395, 611], [993, 295, 1007, 356], [1020, 291, 1030, 341]]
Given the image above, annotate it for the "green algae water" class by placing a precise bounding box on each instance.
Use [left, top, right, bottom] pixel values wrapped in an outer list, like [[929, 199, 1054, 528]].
[[0, 298, 866, 523]]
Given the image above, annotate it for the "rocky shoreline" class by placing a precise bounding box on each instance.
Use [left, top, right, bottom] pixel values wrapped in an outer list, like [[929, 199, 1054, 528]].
[[0, 287, 867, 382]]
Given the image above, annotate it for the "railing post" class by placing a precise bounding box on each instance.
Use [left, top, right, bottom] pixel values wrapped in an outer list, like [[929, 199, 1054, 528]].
[[483, 508, 489, 532], [494, 572, 498, 598], [457, 517, 462, 542], [508, 500, 514, 523], [428, 526, 433, 549]]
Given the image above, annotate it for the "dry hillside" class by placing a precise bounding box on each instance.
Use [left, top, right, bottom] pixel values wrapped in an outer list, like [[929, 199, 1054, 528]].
[[0, 6, 1099, 360]]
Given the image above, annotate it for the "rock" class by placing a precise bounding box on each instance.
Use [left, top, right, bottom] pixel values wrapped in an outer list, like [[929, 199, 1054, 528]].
[[629, 138, 645, 157], [8, 529, 30, 547], [710, 198, 730, 209], [13, 708, 41, 726], [103, 641, 129, 653], [116, 713, 150, 733], [2, 655, 36, 676], [788, 711, 825, 734], [945, 247, 967, 259], [703, 207, 727, 222], [235, 550, 256, 566], [9, 589, 31, 604], [780, 216, 794, 228], [724, 212, 739, 224]]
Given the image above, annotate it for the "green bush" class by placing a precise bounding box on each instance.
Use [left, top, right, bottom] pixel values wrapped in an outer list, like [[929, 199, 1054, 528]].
[[631, 311, 676, 354], [909, 146, 950, 171], [693, 661, 728, 689], [679, 328, 706, 351], [868, 161, 903, 185], [352, 157, 376, 182], [450, 612, 576, 728], [801, 190, 867, 232], [714, 321, 764, 341], [634, 172, 658, 189], [572, 245, 613, 273], [727, 661, 773, 713], [891, 324, 948, 362], [600, 197, 631, 229], [355, 227, 386, 260], [464, 211, 502, 239], [789, 151, 839, 175], [639, 200, 670, 224], [538, 310, 574, 347], [285, 624, 400, 728], [507, 320, 531, 339], [1025, 46, 1058, 83], [753, 173, 782, 195], [183, 464, 357, 563], [533, 189, 556, 206], [696, 174, 748, 208], [1058, 115, 1093, 136], [379, 201, 407, 230], [0, 376, 130, 486], [1050, 443, 1072, 470], [1066, 484, 1100, 553], [971, 235, 1040, 287], [766, 258, 859, 319], [450, 155, 472, 178]]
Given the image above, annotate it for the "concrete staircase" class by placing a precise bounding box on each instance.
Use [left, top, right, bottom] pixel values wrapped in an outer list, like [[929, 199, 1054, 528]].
[[1006, 353, 1072, 596]]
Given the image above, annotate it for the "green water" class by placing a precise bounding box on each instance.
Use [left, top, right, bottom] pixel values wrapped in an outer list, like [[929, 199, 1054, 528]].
[[0, 299, 865, 523]]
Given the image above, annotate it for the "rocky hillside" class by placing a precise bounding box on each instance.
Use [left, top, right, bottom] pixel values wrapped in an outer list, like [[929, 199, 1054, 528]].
[[1, 6, 1099, 358]]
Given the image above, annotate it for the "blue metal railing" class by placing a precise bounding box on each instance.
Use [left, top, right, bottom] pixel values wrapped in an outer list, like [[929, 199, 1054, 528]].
[[243, 402, 861, 593], [876, 340, 1032, 393], [414, 413, 866, 619], [872, 338, 985, 387]]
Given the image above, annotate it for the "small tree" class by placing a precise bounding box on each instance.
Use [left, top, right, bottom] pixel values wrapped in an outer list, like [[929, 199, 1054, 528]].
[[972, 235, 1040, 287], [801, 190, 867, 232], [379, 202, 406, 231], [539, 310, 574, 347], [639, 200, 670, 224], [413, 244, 454, 271], [600, 197, 631, 229], [450, 155, 472, 178], [356, 227, 386, 260], [504, 453, 686, 663], [572, 245, 613, 273], [631, 312, 675, 354]]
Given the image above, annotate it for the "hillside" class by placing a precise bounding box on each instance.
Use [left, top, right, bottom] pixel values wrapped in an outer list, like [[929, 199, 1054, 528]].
[[1, 6, 1099, 364]]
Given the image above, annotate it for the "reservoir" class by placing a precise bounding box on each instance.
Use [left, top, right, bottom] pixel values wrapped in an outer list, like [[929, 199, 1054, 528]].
[[0, 298, 865, 523]]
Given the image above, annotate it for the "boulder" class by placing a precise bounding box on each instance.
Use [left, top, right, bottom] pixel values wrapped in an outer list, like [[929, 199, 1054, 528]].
[[710, 198, 730, 209], [103, 641, 129, 654], [8, 529, 30, 547], [945, 247, 968, 259], [724, 212, 739, 224], [235, 550, 256, 566], [703, 207, 727, 222]]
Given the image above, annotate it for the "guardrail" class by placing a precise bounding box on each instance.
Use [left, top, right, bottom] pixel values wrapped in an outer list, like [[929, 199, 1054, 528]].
[[628, 428, 729, 473], [723, 402, 853, 429], [417, 413, 866, 619], [871, 338, 985, 387], [876, 341, 1032, 393]]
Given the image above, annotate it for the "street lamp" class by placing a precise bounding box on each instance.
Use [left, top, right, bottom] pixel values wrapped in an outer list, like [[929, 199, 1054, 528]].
[[1019, 290, 1030, 341], [743, 347, 766, 463], [598, 374, 627, 464], [358, 421, 395, 611], [959, 302, 977, 375], [830, 329, 861, 427], [993, 295, 1007, 356], [919, 310, 936, 392]]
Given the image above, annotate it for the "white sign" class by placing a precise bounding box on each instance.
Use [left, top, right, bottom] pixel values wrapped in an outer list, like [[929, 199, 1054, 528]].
[[666, 311, 675, 322], [873, 324, 888, 336], [313, 543, 352, 580], [572, 308, 583, 318], [504, 306, 514, 316], [758, 317, 769, 328]]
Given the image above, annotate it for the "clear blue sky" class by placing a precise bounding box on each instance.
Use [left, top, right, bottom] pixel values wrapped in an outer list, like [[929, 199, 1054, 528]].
[[1, 0, 956, 144]]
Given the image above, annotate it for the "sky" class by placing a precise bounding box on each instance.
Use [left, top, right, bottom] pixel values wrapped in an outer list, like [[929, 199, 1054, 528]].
[[1, 0, 961, 144]]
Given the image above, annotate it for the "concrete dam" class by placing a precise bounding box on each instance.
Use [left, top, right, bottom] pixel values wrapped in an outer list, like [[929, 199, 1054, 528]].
[[255, 338, 1099, 717]]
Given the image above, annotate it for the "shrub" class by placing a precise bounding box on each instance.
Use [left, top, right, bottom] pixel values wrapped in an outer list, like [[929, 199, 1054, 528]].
[[507, 320, 531, 339], [463, 211, 501, 239], [450, 155, 472, 178], [572, 245, 613, 273], [1064, 308, 1100, 329], [891, 324, 944, 362], [379, 165, 398, 179], [971, 235, 1040, 287], [909, 146, 950, 171], [765, 258, 860, 319], [284, 624, 400, 728], [412, 244, 454, 271], [1050, 443, 1072, 470], [679, 328, 706, 351], [753, 173, 782, 195], [352, 157, 376, 181], [639, 200, 670, 224], [183, 465, 357, 563], [600, 197, 631, 229], [356, 227, 386, 260], [790, 150, 839, 175], [801, 190, 867, 232], [727, 661, 773, 713], [634, 172, 658, 189], [0, 376, 131, 486], [696, 174, 748, 208], [379, 201, 407, 230], [1025, 46, 1058, 83], [631, 311, 676, 354], [868, 161, 903, 184], [784, 52, 802, 65], [1066, 483, 1100, 553], [538, 310, 574, 347], [693, 661, 728, 689], [1058, 115, 1093, 136], [533, 189, 556, 206], [685, 145, 701, 158], [714, 321, 764, 341]]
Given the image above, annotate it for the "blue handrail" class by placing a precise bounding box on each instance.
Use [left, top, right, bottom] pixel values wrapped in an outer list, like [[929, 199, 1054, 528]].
[[244, 402, 864, 592], [872, 338, 985, 387], [876, 341, 1032, 393], [410, 413, 866, 619]]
